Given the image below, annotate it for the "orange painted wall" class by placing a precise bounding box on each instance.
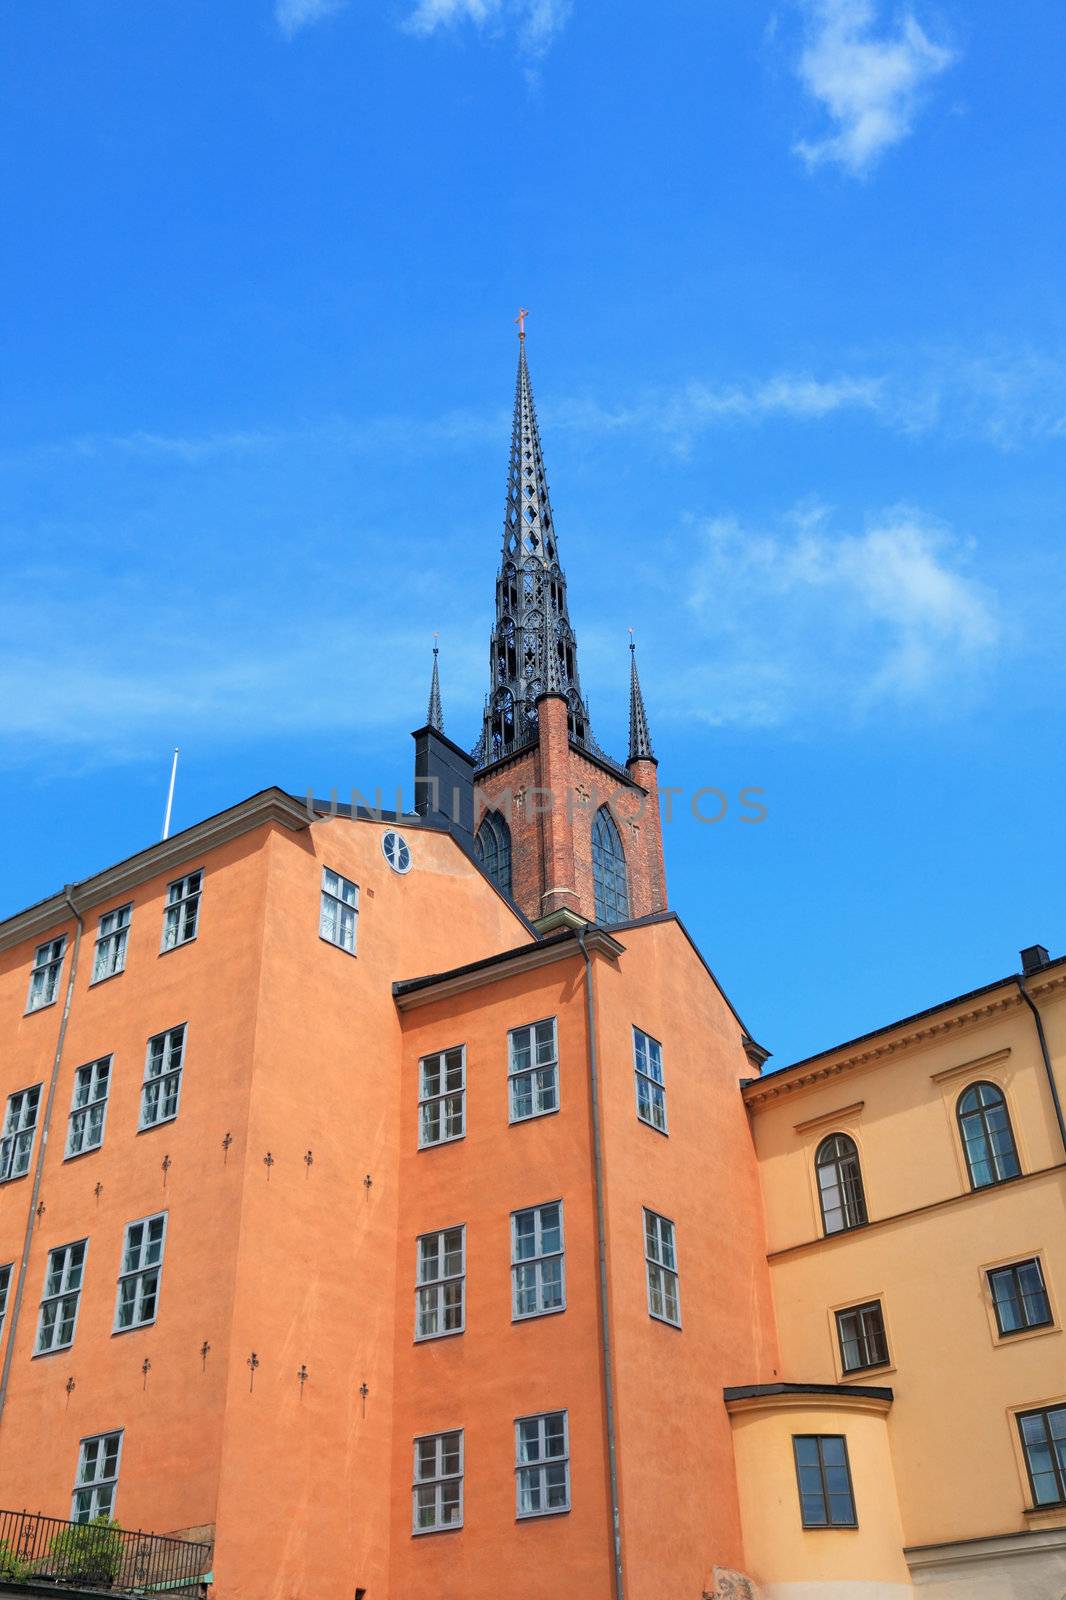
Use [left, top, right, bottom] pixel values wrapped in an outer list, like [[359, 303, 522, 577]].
[[0, 825, 276, 1544]]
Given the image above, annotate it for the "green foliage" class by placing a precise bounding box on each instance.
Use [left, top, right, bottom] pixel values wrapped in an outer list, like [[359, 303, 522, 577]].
[[0, 1538, 34, 1582], [49, 1516, 124, 1585]]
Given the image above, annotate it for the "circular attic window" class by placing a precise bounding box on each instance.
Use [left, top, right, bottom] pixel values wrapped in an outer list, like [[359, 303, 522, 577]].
[[382, 830, 412, 874]]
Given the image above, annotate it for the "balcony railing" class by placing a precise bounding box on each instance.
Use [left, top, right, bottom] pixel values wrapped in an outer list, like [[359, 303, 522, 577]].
[[0, 1510, 211, 1595]]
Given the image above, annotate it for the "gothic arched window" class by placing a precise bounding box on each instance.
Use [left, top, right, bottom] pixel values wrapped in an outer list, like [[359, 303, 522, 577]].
[[957, 1082, 1020, 1189], [815, 1134, 868, 1235], [592, 806, 630, 925], [491, 689, 515, 759], [475, 811, 512, 900]]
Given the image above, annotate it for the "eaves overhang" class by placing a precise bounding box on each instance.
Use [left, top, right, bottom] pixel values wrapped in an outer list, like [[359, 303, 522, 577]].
[[0, 788, 309, 954], [393, 926, 625, 1011], [723, 1381, 893, 1418]]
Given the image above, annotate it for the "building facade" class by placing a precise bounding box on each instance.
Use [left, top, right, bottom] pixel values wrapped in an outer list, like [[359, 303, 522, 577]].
[[0, 339, 1062, 1600]]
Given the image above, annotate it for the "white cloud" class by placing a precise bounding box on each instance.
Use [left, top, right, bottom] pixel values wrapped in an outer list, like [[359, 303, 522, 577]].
[[275, 0, 346, 37], [683, 508, 1000, 724], [404, 0, 569, 51], [794, 0, 957, 174]]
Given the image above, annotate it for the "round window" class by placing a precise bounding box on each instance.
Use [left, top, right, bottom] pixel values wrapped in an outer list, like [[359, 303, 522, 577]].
[[382, 830, 412, 874]]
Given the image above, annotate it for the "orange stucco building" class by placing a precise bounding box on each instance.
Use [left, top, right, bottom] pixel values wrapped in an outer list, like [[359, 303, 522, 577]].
[[0, 340, 1063, 1599]]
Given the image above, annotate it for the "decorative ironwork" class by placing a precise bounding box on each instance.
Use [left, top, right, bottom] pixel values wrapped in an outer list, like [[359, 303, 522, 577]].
[[0, 1507, 211, 1596], [161, 1154, 171, 1188], [200, 1340, 211, 1371], [247, 1352, 259, 1391], [222, 1131, 233, 1162], [477, 339, 597, 769], [359, 1381, 369, 1418], [93, 1181, 103, 1201], [263, 1152, 274, 1180], [297, 1364, 309, 1397], [141, 1358, 151, 1390], [303, 1149, 314, 1176], [65, 1376, 75, 1398]]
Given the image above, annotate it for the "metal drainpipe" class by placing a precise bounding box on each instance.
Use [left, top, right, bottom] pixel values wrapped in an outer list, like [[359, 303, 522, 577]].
[[1016, 975, 1066, 1160], [576, 925, 625, 1600], [0, 888, 83, 1428]]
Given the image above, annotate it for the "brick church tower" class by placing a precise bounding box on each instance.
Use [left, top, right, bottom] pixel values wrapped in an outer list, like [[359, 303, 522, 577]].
[[418, 327, 667, 932]]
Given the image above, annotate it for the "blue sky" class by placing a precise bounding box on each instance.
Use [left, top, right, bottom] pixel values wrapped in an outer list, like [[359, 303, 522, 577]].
[[2, 0, 1064, 1066]]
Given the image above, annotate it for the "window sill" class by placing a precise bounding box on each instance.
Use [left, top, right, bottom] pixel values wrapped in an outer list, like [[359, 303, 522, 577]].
[[413, 1328, 465, 1344], [800, 1522, 859, 1532], [839, 1362, 895, 1382], [63, 1145, 104, 1164], [516, 1506, 571, 1522], [636, 1114, 670, 1138], [112, 1319, 157, 1337], [159, 936, 198, 957], [137, 1116, 178, 1135], [417, 1134, 466, 1152], [23, 1000, 58, 1017], [508, 1106, 561, 1127], [318, 935, 357, 958], [32, 1345, 75, 1360], [513, 1305, 567, 1323], [411, 1522, 463, 1537], [0, 1172, 30, 1186], [649, 1311, 683, 1332], [992, 1321, 1059, 1347]]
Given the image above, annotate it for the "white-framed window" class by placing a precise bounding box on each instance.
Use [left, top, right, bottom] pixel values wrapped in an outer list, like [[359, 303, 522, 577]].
[[72, 1431, 122, 1523], [92, 904, 132, 983], [66, 1057, 111, 1158], [418, 1047, 466, 1147], [634, 1027, 667, 1132], [36, 1240, 88, 1354], [161, 870, 202, 952], [515, 1410, 570, 1518], [0, 1085, 42, 1182], [382, 830, 412, 873], [511, 1202, 565, 1319], [0, 1262, 12, 1340], [115, 1213, 167, 1331], [412, 1430, 463, 1533], [644, 1209, 681, 1327], [27, 936, 66, 1012], [508, 1018, 559, 1122], [140, 1025, 186, 1129], [320, 867, 358, 954], [415, 1227, 465, 1340]]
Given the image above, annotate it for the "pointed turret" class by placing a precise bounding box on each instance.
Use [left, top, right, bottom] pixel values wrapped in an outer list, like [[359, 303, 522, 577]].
[[427, 638, 444, 733], [477, 325, 591, 768], [627, 634, 655, 764]]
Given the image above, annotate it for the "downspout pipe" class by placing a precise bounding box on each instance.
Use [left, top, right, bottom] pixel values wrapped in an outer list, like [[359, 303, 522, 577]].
[[0, 888, 83, 1428], [1015, 975, 1066, 1160], [576, 925, 625, 1600]]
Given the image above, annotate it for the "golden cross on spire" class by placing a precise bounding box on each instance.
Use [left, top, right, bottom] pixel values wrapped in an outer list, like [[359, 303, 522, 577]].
[[515, 307, 530, 340]]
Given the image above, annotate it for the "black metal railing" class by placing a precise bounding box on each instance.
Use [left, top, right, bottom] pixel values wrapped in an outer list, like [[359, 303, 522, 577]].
[[0, 1509, 211, 1594]]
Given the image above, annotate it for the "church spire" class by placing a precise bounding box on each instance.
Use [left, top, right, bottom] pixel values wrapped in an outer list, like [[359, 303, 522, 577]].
[[628, 633, 655, 764], [478, 320, 591, 768], [426, 637, 444, 733]]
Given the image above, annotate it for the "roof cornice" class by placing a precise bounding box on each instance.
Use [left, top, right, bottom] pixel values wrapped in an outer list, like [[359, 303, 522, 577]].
[[723, 1382, 893, 1418], [0, 789, 309, 954], [743, 966, 1066, 1110], [393, 927, 625, 1010]]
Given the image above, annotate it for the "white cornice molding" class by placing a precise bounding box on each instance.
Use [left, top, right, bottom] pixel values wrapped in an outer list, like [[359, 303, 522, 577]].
[[394, 929, 624, 1011], [930, 1047, 1011, 1086], [793, 1100, 865, 1135], [0, 790, 309, 954]]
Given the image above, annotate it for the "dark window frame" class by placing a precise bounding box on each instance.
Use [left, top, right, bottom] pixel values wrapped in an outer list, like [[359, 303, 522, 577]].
[[474, 810, 512, 900], [591, 805, 630, 925], [814, 1133, 868, 1236], [1017, 1404, 1066, 1509], [792, 1433, 858, 1528], [956, 1080, 1021, 1191], [989, 1258, 1053, 1337], [834, 1299, 890, 1374]]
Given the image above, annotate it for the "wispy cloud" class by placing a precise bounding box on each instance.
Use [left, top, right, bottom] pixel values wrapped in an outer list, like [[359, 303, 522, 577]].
[[682, 507, 1000, 725], [794, 0, 957, 174], [274, 0, 346, 38]]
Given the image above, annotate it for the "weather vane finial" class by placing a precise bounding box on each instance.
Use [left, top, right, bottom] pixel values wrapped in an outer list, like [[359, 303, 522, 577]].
[[515, 307, 530, 341]]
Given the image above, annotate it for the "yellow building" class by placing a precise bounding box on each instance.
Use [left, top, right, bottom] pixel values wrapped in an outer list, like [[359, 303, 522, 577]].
[[734, 943, 1066, 1598]]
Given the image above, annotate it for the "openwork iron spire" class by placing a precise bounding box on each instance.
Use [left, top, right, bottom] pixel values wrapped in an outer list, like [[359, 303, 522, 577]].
[[478, 332, 592, 767], [628, 634, 655, 763], [426, 638, 444, 733]]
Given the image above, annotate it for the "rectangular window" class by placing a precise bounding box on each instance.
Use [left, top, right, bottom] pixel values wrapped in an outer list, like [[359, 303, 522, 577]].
[[835, 1300, 889, 1373], [36, 1240, 87, 1354], [27, 936, 66, 1012], [1018, 1405, 1066, 1507], [72, 1432, 122, 1523], [140, 1025, 186, 1129], [161, 870, 202, 951], [92, 904, 132, 983], [66, 1057, 111, 1159], [989, 1259, 1053, 1336], [793, 1434, 857, 1527], [320, 867, 358, 953], [515, 1410, 570, 1518], [643, 1208, 681, 1326], [412, 1431, 463, 1532], [0, 1085, 42, 1182], [115, 1213, 167, 1331], [634, 1027, 667, 1132], [511, 1202, 565, 1319], [415, 1228, 465, 1340], [0, 1263, 12, 1339], [418, 1047, 466, 1147], [508, 1018, 558, 1122]]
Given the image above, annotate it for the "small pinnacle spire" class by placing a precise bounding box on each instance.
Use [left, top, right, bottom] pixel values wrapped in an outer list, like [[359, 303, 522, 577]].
[[628, 631, 655, 763], [427, 635, 444, 733], [540, 603, 565, 700]]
